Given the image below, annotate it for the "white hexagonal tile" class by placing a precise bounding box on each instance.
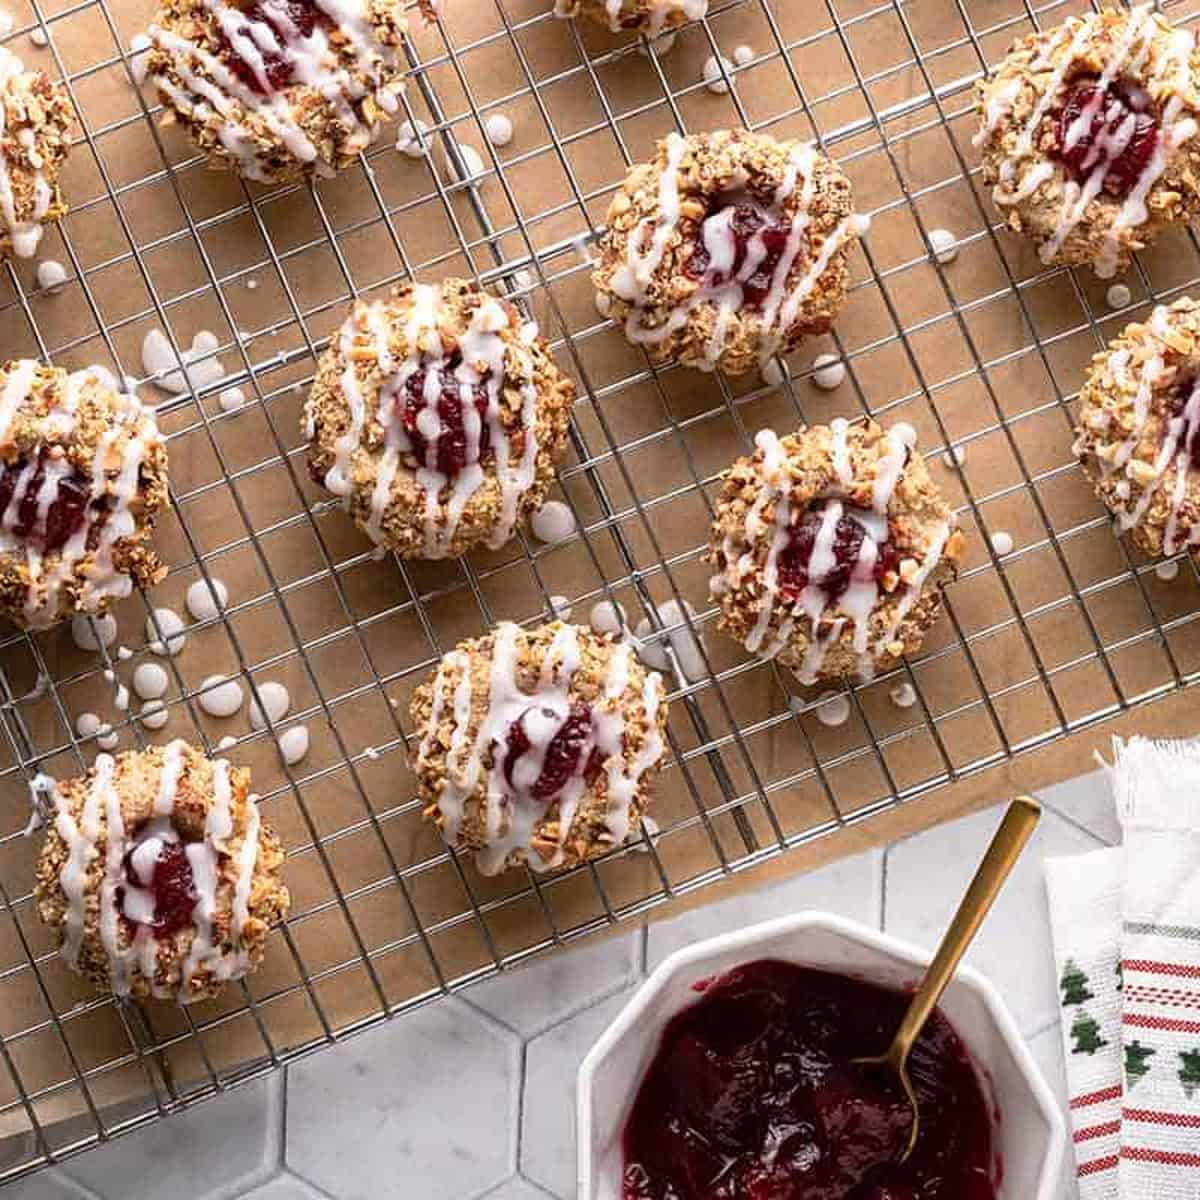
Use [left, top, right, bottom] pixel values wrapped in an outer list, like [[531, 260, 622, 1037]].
[[1026, 1024, 1080, 1200], [466, 930, 641, 1038], [1036, 768, 1120, 847], [236, 1171, 326, 1199], [61, 1075, 280, 1200], [522, 987, 638, 1199], [287, 998, 518, 1200], [0, 1169, 96, 1200], [647, 849, 883, 971], [884, 803, 1098, 1036]]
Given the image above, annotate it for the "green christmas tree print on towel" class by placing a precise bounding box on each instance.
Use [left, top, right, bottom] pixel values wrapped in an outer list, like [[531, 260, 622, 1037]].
[[1060, 959, 1095, 1006], [1126, 1040, 1156, 1088], [1180, 1049, 1200, 1100], [1071, 1011, 1108, 1055]]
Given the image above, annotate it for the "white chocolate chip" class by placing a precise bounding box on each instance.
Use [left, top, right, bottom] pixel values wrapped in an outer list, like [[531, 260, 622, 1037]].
[[733, 44, 754, 66], [139, 699, 169, 730], [248, 681, 290, 730], [589, 600, 625, 636], [814, 691, 851, 727], [96, 724, 119, 751], [198, 675, 243, 718], [395, 119, 431, 157], [531, 500, 576, 544], [762, 357, 786, 387], [186, 577, 228, 622], [990, 530, 1014, 556], [132, 662, 168, 701], [71, 613, 117, 652], [548, 595, 573, 620], [217, 735, 238, 751], [810, 353, 845, 391], [1156, 559, 1180, 581], [703, 54, 734, 93], [1106, 283, 1132, 310], [278, 725, 310, 766], [36, 259, 67, 292], [29, 25, 48, 46], [75, 711, 102, 738], [928, 228, 958, 265], [484, 113, 513, 147], [636, 29, 677, 57], [889, 682, 918, 709], [146, 608, 187, 656], [129, 32, 151, 86], [219, 387, 246, 412]]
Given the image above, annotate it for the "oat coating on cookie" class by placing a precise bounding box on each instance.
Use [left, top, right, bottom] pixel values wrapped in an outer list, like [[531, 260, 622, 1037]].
[[706, 421, 964, 686], [553, 0, 707, 36], [975, 6, 1200, 277], [1075, 296, 1200, 558], [0, 361, 168, 631], [304, 279, 575, 559], [34, 740, 289, 1003], [410, 621, 668, 876], [0, 47, 72, 260], [147, 0, 430, 183], [593, 129, 868, 376]]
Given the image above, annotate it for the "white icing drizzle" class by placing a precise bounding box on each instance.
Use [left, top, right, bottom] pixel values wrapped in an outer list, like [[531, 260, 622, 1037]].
[[425, 624, 663, 875], [609, 137, 867, 366], [318, 287, 542, 557], [0, 49, 55, 259], [148, 0, 404, 183], [0, 364, 162, 628], [982, 6, 1197, 277]]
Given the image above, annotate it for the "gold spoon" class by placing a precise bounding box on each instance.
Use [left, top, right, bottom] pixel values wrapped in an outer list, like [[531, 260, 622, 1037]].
[[855, 796, 1042, 1163]]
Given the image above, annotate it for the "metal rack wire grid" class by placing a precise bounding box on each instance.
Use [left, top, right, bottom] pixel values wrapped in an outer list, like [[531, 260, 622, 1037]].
[[2, 0, 1200, 1180]]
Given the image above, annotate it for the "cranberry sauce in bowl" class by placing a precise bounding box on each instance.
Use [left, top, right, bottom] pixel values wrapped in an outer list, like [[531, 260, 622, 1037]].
[[622, 959, 997, 1200]]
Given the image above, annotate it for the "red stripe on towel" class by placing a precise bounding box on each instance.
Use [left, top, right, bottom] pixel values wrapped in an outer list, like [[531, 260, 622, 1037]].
[[1074, 1120, 1121, 1142], [1070, 1085, 1122, 1110], [1078, 1154, 1120, 1177], [1123, 959, 1200, 979], [1123, 1108, 1200, 1130], [1122, 1146, 1200, 1167]]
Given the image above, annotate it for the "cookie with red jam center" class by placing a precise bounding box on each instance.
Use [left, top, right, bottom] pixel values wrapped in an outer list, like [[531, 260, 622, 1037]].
[[975, 7, 1200, 277], [410, 621, 669, 876], [706, 420, 964, 687]]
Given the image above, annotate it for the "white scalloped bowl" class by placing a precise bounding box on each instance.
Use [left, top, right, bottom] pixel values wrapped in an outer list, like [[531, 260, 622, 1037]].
[[578, 911, 1065, 1200]]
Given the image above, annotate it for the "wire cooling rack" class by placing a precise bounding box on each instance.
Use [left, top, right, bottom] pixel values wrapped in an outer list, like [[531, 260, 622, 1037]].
[[3, 0, 1200, 1181]]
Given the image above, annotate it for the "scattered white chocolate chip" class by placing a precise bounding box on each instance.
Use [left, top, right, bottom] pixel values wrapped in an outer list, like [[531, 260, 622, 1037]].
[[139, 699, 168, 730], [29, 25, 48, 46], [889, 681, 918, 709], [548, 595, 573, 620], [531, 499, 576, 543], [245, 277, 258, 290], [103, 669, 115, 684], [278, 725, 310, 766], [117, 645, 133, 661], [1106, 283, 1132, 310], [132, 662, 168, 701], [146, 608, 186, 656], [217, 735, 238, 751], [75, 711, 102, 739], [762, 357, 786, 387], [702, 54, 734, 93], [890, 422, 918, 449], [141, 328, 226, 395], [219, 386, 246, 412], [71, 613, 117, 652], [810, 353, 845, 391], [186, 577, 228, 622], [248, 681, 290, 730], [363, 745, 380, 760], [632, 618, 670, 671], [198, 674, 243, 718], [36, 259, 66, 292], [814, 691, 851, 727], [928, 228, 958, 265], [589, 600, 625, 637], [733, 43, 754, 66], [1156, 559, 1180, 581], [129, 32, 151, 86], [990, 530, 1014, 556], [946, 443, 966, 468], [484, 113, 513, 147], [636, 600, 705, 681], [113, 685, 130, 712], [594, 291, 612, 317], [442, 140, 485, 183], [96, 724, 119, 751], [395, 118, 431, 157]]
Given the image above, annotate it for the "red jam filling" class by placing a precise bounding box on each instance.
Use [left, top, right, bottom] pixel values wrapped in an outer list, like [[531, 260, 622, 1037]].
[[402, 358, 494, 479], [0, 451, 93, 554], [1053, 78, 1159, 200], [623, 961, 997, 1200], [685, 204, 794, 309], [502, 701, 601, 802], [777, 502, 901, 603], [218, 0, 328, 97], [117, 835, 198, 938], [1170, 372, 1200, 468]]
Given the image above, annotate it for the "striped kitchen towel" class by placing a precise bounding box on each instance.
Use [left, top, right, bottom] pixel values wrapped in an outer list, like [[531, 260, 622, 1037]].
[[1046, 847, 1125, 1198], [1112, 736, 1200, 1199]]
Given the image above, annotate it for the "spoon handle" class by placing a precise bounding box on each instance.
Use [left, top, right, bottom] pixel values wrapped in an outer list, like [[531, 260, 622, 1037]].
[[890, 797, 1042, 1063]]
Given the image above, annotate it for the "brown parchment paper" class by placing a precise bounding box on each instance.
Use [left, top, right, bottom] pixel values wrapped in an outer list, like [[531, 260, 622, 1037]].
[[3, 0, 1200, 1169]]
